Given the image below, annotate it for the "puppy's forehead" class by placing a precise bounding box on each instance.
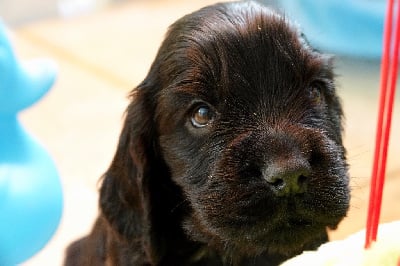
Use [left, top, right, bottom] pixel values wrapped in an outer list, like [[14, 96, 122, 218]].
[[160, 2, 329, 101]]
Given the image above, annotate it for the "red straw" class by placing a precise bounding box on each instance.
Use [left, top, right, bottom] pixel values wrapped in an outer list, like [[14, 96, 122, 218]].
[[365, 0, 400, 249]]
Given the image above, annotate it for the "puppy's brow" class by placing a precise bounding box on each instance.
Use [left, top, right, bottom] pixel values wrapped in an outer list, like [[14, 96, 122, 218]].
[[226, 131, 253, 150], [165, 85, 208, 99]]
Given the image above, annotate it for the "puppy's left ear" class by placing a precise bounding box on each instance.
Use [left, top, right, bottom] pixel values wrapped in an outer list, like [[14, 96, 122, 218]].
[[98, 82, 169, 263]]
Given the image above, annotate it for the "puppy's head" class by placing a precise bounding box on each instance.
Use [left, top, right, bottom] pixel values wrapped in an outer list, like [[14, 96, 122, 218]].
[[101, 1, 350, 262]]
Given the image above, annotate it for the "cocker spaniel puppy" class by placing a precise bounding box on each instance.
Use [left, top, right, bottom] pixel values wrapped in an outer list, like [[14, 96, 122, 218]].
[[65, 1, 350, 265]]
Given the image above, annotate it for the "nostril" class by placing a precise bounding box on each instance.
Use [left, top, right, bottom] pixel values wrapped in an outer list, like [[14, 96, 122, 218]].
[[266, 176, 284, 188], [298, 174, 308, 187], [271, 178, 284, 187]]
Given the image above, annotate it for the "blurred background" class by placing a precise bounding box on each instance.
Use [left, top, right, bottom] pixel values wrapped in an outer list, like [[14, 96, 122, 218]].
[[0, 0, 399, 265]]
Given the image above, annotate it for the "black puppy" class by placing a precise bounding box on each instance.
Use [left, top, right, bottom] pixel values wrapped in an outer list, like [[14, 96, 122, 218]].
[[65, 1, 350, 265]]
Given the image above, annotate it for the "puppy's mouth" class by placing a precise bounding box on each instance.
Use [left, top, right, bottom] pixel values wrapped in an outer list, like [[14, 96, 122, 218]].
[[201, 196, 345, 256], [258, 199, 345, 234], [204, 213, 329, 258], [242, 215, 329, 253]]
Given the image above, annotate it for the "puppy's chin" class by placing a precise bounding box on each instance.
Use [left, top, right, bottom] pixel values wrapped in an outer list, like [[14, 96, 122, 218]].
[[183, 208, 336, 258]]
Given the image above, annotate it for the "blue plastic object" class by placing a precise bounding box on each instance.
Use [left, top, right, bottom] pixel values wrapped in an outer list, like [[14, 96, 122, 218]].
[[0, 21, 63, 265], [279, 0, 386, 59]]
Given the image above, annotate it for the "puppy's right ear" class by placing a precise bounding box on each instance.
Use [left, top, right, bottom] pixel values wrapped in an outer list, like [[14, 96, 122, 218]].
[[98, 82, 160, 260]]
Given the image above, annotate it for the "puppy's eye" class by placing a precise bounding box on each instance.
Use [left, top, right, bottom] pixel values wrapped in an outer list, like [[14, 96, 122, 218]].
[[191, 105, 214, 128], [308, 83, 323, 104]]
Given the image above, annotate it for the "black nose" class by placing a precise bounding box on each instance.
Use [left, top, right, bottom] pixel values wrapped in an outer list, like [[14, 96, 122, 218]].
[[263, 158, 310, 196]]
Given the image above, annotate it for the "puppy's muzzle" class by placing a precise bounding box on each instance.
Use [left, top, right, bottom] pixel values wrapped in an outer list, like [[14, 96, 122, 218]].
[[226, 127, 314, 198]]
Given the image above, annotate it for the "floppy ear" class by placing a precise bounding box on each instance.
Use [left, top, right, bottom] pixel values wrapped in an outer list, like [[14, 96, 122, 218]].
[[98, 82, 163, 262]]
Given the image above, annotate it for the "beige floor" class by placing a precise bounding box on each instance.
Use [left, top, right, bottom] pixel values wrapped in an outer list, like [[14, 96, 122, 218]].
[[6, 0, 399, 265]]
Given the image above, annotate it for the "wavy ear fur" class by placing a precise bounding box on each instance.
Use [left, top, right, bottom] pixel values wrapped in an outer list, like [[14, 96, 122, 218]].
[[99, 77, 190, 264], [99, 85, 156, 260], [100, 79, 162, 262]]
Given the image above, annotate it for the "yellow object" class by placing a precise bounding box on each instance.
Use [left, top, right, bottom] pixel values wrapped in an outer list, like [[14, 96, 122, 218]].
[[281, 221, 400, 266]]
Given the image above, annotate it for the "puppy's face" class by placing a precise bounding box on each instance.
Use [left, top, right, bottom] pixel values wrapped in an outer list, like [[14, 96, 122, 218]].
[[152, 2, 349, 257]]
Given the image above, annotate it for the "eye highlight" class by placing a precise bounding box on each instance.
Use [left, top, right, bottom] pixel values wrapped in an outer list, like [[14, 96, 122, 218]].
[[191, 105, 214, 128]]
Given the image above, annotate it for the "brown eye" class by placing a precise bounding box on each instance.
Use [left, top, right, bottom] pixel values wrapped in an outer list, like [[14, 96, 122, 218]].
[[191, 105, 213, 128], [309, 83, 323, 104]]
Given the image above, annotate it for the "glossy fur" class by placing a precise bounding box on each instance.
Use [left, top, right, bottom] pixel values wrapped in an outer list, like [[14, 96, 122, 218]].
[[65, 1, 350, 265]]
